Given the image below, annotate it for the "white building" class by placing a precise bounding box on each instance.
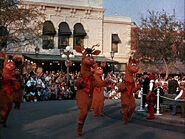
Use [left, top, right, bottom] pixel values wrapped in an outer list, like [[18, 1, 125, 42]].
[[21, 0, 132, 72]]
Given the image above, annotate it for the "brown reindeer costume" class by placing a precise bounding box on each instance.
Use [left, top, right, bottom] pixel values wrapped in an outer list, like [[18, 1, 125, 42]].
[[75, 45, 101, 136], [0, 51, 23, 127], [117, 57, 140, 124], [91, 62, 112, 117]]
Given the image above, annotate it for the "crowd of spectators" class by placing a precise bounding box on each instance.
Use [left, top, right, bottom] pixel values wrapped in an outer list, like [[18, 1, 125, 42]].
[[23, 70, 78, 102], [23, 70, 184, 103], [22, 69, 185, 117]]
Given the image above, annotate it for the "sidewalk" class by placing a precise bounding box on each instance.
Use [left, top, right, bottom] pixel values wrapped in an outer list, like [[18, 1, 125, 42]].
[[135, 108, 185, 125]]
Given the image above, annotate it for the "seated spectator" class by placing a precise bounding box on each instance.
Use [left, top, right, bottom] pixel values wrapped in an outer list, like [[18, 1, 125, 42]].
[[50, 84, 56, 100], [67, 87, 73, 99], [58, 86, 64, 100], [54, 84, 59, 99], [42, 87, 51, 101]]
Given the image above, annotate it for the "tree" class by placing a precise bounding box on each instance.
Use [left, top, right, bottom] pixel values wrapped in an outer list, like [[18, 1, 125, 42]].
[[0, 0, 45, 82], [132, 10, 185, 78], [0, 0, 45, 51]]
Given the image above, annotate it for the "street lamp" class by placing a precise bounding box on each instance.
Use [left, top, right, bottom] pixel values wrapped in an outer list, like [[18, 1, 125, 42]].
[[35, 46, 40, 57], [34, 46, 40, 72], [60, 46, 75, 85], [110, 51, 115, 73]]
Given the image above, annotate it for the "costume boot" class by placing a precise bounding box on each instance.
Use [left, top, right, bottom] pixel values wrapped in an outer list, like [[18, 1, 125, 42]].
[[127, 106, 136, 121], [77, 123, 84, 136]]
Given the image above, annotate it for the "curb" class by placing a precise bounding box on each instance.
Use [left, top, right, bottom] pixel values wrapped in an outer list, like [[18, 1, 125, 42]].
[[155, 114, 185, 125], [135, 111, 185, 125]]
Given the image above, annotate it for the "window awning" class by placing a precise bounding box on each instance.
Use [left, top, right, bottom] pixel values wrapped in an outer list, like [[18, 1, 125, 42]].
[[112, 34, 121, 43], [58, 22, 72, 36], [43, 21, 56, 36], [74, 23, 87, 36], [22, 54, 113, 62]]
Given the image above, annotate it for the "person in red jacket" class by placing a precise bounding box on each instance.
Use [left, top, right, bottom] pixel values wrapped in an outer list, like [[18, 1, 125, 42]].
[[146, 74, 156, 119]]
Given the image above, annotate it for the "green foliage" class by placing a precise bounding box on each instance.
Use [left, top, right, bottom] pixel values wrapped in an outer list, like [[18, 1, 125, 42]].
[[134, 10, 184, 64]]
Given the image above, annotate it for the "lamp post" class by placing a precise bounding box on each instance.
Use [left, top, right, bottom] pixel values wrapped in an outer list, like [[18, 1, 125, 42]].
[[110, 51, 115, 73], [34, 46, 40, 72], [60, 46, 75, 85], [35, 46, 40, 57]]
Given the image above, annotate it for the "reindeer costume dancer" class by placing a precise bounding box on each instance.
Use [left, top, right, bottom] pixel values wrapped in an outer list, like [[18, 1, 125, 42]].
[[75, 45, 100, 136], [0, 51, 23, 127], [91, 62, 112, 117], [117, 57, 140, 124]]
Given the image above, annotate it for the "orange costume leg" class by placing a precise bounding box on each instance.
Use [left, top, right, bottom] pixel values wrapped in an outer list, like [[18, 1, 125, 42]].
[[122, 104, 129, 124], [1, 101, 13, 127], [99, 97, 104, 116], [127, 95, 136, 121], [0, 90, 13, 127], [92, 92, 98, 116], [76, 91, 92, 136], [94, 102, 99, 116], [121, 93, 136, 124], [93, 91, 99, 116], [94, 94, 104, 116]]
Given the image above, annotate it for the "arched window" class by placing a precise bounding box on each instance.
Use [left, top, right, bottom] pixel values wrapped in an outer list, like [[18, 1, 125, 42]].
[[73, 23, 86, 49], [58, 22, 71, 49], [42, 21, 56, 49]]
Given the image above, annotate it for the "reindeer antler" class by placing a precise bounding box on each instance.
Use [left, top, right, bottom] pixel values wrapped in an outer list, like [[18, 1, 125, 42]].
[[91, 43, 100, 51]]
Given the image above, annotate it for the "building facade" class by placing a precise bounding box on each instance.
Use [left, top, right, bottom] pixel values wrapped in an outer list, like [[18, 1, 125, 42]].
[[21, 0, 132, 72]]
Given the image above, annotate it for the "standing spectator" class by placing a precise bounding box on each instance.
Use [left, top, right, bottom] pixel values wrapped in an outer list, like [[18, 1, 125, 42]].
[[142, 73, 150, 109], [162, 81, 168, 94], [42, 87, 50, 101], [26, 71, 37, 102], [69, 78, 75, 99], [54, 84, 59, 99], [172, 82, 185, 118], [50, 84, 56, 100], [168, 76, 179, 94], [58, 85, 64, 100], [67, 87, 73, 99]]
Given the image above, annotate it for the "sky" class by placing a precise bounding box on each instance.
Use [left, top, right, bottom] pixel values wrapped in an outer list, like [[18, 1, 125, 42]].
[[103, 0, 184, 25]]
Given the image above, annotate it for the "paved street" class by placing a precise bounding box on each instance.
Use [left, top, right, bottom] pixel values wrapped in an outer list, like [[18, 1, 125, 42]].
[[1, 100, 185, 139]]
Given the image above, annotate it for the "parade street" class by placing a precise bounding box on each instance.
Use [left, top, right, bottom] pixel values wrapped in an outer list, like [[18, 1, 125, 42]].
[[1, 100, 185, 139]]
